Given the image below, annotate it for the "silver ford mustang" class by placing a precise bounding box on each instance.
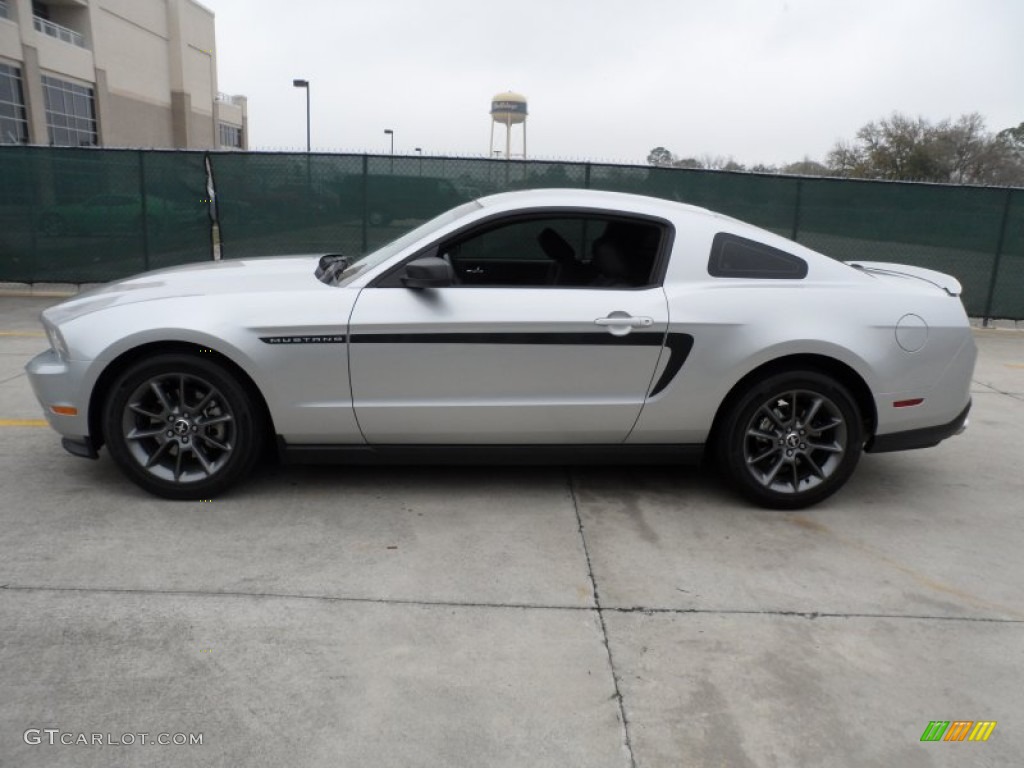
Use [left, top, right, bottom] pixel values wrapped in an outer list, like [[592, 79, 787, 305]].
[[26, 189, 976, 508]]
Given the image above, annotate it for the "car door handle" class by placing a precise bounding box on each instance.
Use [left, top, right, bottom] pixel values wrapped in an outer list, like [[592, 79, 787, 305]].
[[594, 314, 653, 328], [594, 313, 654, 337]]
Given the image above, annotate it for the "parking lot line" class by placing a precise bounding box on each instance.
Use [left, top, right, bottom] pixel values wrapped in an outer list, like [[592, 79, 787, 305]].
[[0, 331, 46, 337], [0, 419, 49, 427]]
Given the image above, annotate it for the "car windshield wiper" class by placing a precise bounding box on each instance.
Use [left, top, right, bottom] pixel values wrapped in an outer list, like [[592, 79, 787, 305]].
[[315, 253, 351, 284]]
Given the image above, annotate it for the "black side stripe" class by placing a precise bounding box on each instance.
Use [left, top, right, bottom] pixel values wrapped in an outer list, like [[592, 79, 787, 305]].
[[349, 332, 665, 347], [648, 333, 694, 396], [262, 331, 693, 395]]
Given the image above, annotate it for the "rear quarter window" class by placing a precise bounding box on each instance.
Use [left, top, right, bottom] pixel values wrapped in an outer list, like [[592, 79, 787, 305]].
[[708, 233, 808, 279]]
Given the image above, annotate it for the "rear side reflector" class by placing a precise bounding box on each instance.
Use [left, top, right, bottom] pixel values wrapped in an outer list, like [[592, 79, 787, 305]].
[[893, 398, 924, 408], [49, 405, 78, 416]]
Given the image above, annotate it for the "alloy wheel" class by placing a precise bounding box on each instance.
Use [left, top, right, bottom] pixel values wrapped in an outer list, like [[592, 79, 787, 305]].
[[742, 389, 848, 495], [120, 372, 236, 484]]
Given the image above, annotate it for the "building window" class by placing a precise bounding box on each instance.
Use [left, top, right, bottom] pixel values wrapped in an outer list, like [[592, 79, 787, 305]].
[[41, 75, 97, 146], [219, 123, 242, 149], [0, 64, 29, 145], [0, 0, 11, 20]]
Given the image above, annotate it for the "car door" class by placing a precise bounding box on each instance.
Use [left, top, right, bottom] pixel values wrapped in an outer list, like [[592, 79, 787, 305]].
[[347, 213, 671, 444]]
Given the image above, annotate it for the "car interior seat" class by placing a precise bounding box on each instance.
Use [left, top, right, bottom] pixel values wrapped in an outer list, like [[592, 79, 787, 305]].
[[595, 222, 660, 286], [537, 227, 595, 286]]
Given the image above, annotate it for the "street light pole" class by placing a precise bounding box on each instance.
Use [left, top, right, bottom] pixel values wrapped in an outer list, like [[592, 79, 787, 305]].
[[292, 79, 310, 152], [384, 129, 394, 172], [415, 147, 422, 176]]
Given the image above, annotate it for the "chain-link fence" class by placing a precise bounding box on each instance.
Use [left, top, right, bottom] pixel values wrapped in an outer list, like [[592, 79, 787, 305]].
[[0, 148, 210, 283], [1, 146, 1021, 318]]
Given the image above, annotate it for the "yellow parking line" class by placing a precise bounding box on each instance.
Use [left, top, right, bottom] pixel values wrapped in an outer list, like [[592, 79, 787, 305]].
[[0, 331, 46, 337], [0, 419, 49, 427], [1007, 364, 1024, 369]]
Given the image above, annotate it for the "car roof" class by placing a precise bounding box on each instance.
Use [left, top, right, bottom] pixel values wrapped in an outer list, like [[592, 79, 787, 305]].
[[477, 188, 718, 221]]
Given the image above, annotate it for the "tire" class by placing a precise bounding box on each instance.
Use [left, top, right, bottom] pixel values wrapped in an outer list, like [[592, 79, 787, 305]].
[[102, 353, 264, 500], [716, 370, 863, 509]]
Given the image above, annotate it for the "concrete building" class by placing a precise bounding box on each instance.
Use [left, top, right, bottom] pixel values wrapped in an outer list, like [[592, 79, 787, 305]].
[[0, 0, 246, 149]]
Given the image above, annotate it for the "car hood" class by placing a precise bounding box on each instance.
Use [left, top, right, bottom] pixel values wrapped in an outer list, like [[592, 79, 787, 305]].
[[44, 255, 322, 325], [845, 261, 963, 296]]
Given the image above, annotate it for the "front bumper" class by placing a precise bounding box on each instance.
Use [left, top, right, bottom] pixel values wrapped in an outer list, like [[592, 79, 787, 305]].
[[25, 348, 92, 440], [866, 400, 971, 453]]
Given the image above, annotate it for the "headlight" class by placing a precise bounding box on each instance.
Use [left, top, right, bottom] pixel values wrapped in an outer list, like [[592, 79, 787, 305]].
[[43, 321, 69, 360]]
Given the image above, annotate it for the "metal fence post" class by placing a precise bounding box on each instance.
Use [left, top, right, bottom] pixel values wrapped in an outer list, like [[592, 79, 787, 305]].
[[790, 178, 803, 242], [584, 162, 591, 189], [138, 149, 151, 272], [28, 147, 39, 283], [982, 188, 1014, 326], [205, 152, 221, 261], [360, 154, 368, 254]]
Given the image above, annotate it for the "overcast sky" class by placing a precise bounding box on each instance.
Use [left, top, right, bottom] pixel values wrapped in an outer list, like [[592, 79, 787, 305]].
[[203, 0, 1024, 166]]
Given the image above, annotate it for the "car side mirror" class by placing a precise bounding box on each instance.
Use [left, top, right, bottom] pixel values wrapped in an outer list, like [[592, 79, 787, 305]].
[[401, 256, 453, 288]]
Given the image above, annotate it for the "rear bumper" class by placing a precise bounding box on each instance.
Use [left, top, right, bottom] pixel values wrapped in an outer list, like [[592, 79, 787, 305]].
[[866, 400, 970, 453]]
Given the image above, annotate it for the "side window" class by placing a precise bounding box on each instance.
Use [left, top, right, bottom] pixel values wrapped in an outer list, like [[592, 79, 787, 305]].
[[442, 215, 665, 288], [708, 233, 808, 279]]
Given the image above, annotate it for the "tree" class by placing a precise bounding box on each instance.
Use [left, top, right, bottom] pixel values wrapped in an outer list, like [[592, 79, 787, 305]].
[[994, 122, 1024, 183], [826, 113, 1024, 185], [997, 122, 1024, 158], [647, 147, 675, 167], [673, 157, 703, 169], [826, 141, 865, 177], [855, 114, 946, 181], [782, 158, 829, 176], [699, 154, 744, 171]]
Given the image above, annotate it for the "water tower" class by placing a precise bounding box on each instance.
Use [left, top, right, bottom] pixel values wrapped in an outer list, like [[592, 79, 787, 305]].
[[490, 91, 527, 159]]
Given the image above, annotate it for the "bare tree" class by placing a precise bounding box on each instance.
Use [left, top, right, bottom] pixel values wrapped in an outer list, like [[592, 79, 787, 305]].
[[699, 154, 745, 171]]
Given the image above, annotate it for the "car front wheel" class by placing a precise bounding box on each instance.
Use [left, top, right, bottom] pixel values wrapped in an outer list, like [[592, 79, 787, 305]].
[[717, 370, 863, 509], [102, 353, 264, 499]]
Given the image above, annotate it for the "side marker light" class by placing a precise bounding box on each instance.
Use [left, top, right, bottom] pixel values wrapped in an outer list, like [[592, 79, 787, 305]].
[[893, 398, 924, 408]]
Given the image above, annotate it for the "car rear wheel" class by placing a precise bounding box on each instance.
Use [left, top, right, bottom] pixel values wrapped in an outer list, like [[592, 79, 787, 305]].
[[716, 370, 863, 509], [102, 353, 263, 499]]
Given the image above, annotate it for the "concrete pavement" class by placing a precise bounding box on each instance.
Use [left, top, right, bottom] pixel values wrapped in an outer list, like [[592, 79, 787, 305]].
[[0, 295, 1021, 767]]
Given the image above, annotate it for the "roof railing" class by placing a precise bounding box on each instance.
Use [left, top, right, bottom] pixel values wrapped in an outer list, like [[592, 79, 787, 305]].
[[33, 16, 87, 48], [216, 92, 246, 107]]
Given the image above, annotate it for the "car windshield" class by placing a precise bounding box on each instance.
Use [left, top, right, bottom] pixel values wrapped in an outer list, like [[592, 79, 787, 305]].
[[326, 200, 483, 286]]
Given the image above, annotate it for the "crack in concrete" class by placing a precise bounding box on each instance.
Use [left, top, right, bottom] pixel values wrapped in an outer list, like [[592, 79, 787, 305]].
[[2, 583, 1022, 626], [971, 379, 1024, 401], [606, 606, 1024, 623], [567, 469, 637, 768]]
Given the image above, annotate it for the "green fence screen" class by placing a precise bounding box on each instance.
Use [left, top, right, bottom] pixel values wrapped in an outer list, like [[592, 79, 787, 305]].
[[1, 146, 1021, 318]]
